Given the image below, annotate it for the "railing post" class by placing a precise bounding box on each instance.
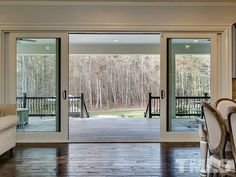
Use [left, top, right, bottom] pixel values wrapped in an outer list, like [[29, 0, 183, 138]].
[[23, 92, 27, 108], [148, 93, 152, 118], [204, 93, 208, 102], [80, 93, 84, 118]]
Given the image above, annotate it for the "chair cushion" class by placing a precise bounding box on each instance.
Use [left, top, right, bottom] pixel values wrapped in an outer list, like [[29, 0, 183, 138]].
[[0, 115, 18, 132]]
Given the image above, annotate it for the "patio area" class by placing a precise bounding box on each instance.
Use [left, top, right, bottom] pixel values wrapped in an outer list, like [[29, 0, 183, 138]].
[[17, 116, 199, 142], [70, 116, 160, 142]]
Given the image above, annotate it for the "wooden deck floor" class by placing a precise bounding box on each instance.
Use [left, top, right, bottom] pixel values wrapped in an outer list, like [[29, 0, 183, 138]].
[[69, 117, 160, 142], [19, 116, 198, 142]]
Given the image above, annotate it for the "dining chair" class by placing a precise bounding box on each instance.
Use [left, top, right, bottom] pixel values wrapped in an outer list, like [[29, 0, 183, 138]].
[[227, 106, 236, 171], [215, 98, 236, 120], [215, 98, 236, 153], [202, 102, 235, 171]]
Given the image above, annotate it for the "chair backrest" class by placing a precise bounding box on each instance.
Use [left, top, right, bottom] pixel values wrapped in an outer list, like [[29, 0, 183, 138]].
[[202, 102, 227, 158], [215, 98, 236, 120], [227, 106, 236, 164]]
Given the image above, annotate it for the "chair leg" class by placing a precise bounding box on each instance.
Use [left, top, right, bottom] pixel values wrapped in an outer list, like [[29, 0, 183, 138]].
[[200, 140, 208, 174]]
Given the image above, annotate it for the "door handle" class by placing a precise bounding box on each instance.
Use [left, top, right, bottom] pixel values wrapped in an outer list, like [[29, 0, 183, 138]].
[[161, 90, 165, 99], [62, 90, 67, 99]]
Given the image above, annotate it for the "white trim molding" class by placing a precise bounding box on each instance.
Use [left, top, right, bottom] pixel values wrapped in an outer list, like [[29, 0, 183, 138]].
[[0, 24, 229, 32], [0, 1, 236, 7], [220, 25, 233, 98], [0, 30, 2, 104]]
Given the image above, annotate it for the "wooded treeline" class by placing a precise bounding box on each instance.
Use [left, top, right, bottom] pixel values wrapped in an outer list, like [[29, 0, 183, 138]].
[[69, 54, 210, 110], [69, 55, 160, 110], [17, 55, 56, 97], [175, 54, 210, 96], [17, 54, 210, 110]]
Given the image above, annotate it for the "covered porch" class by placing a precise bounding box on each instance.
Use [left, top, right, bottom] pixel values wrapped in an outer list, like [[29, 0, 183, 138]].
[[16, 115, 199, 142]]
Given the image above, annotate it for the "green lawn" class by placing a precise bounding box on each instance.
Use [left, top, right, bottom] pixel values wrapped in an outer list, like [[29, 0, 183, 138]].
[[90, 108, 146, 118]]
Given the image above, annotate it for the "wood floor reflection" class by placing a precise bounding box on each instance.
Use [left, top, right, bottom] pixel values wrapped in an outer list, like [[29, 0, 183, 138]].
[[0, 143, 235, 177]]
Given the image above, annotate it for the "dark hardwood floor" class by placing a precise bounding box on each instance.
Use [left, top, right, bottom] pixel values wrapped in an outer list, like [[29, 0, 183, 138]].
[[0, 143, 233, 177]]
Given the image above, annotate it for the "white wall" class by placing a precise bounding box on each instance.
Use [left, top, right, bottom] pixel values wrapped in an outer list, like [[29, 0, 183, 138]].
[[0, 3, 235, 28], [0, 2, 235, 103]]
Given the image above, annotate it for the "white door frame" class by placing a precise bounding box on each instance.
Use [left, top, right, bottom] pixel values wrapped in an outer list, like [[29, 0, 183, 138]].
[[160, 32, 218, 142], [2, 27, 231, 143], [8, 32, 69, 142]]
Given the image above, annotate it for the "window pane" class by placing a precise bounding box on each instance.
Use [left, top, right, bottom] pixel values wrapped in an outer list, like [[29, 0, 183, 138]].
[[16, 38, 60, 132], [167, 38, 211, 132]]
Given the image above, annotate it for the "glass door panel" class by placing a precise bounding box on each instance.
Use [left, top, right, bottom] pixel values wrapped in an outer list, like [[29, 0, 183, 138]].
[[160, 33, 218, 141], [167, 38, 211, 132], [16, 38, 60, 132], [9, 32, 68, 142]]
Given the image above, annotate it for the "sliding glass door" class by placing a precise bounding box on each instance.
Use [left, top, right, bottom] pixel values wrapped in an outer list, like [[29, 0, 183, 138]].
[[9, 33, 69, 142], [160, 33, 218, 141], [6, 31, 219, 142]]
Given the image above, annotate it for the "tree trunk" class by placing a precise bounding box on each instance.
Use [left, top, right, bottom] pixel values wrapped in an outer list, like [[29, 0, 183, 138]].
[[110, 64, 117, 104], [95, 76, 99, 109], [141, 56, 144, 106], [88, 59, 93, 109], [125, 59, 129, 107], [99, 78, 102, 110]]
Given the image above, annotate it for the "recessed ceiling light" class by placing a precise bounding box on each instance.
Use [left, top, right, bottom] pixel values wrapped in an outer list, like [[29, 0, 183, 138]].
[[45, 46, 50, 50], [185, 45, 191, 49]]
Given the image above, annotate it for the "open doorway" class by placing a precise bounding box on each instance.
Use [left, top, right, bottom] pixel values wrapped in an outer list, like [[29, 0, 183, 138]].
[[68, 33, 160, 142]]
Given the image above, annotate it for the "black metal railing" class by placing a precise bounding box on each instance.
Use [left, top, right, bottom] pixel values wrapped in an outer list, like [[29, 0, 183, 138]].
[[144, 93, 210, 118], [16, 93, 89, 118], [17, 92, 210, 119], [68, 93, 89, 118], [16, 96, 56, 116], [144, 93, 160, 118]]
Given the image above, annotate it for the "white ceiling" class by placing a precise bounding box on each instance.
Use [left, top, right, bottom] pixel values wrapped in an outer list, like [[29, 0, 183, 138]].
[[69, 34, 210, 45], [16, 35, 210, 45], [69, 34, 161, 44]]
